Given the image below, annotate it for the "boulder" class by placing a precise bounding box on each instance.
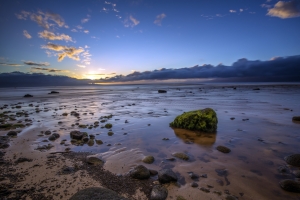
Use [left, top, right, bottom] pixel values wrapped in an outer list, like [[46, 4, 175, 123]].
[[69, 187, 128, 200], [284, 154, 300, 167], [70, 131, 87, 140], [170, 108, 218, 132], [7, 131, 17, 137], [129, 165, 150, 179], [158, 169, 178, 183], [279, 179, 300, 193], [142, 156, 155, 164], [150, 185, 168, 200]]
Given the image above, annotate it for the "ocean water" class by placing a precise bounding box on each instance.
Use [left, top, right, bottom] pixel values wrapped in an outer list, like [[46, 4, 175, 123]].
[[0, 83, 300, 199]]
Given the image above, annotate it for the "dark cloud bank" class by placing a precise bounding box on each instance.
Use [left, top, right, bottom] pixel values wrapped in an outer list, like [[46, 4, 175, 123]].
[[0, 55, 299, 87]]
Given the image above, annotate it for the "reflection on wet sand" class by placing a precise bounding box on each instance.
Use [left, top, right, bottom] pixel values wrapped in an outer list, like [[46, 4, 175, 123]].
[[172, 127, 216, 146]]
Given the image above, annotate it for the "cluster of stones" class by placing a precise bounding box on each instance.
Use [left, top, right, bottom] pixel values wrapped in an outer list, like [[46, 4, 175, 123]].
[[70, 130, 103, 146], [279, 154, 300, 193]]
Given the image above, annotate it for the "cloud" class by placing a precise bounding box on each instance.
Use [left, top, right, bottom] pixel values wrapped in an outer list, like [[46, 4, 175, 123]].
[[0, 63, 22, 67], [99, 55, 300, 82], [30, 67, 67, 73], [77, 64, 86, 68], [38, 30, 73, 42], [154, 13, 166, 26], [84, 30, 89, 34], [124, 15, 140, 27], [261, 4, 272, 8], [267, 0, 300, 19], [41, 43, 84, 62], [240, 9, 243, 12], [229, 10, 237, 13], [71, 29, 78, 32], [24, 61, 50, 66], [23, 30, 32, 39], [16, 10, 66, 29]]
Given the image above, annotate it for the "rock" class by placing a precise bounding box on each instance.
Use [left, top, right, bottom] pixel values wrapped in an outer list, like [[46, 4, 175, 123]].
[[70, 131, 87, 140], [87, 139, 94, 146], [48, 133, 60, 141], [35, 144, 54, 151], [82, 137, 89, 143], [293, 170, 300, 178], [0, 151, 5, 158], [253, 88, 260, 90], [158, 169, 178, 183], [15, 157, 33, 163], [226, 195, 239, 200], [96, 140, 103, 145], [48, 91, 59, 94], [45, 130, 51, 135], [200, 187, 210, 193], [105, 123, 112, 128], [191, 182, 198, 187], [216, 146, 231, 153], [23, 94, 33, 97], [129, 165, 150, 179], [172, 152, 189, 160], [292, 116, 300, 121], [150, 185, 168, 200], [7, 131, 17, 137], [108, 131, 114, 136], [278, 165, 289, 173], [279, 179, 300, 193], [149, 169, 158, 175], [158, 90, 167, 93], [187, 172, 199, 180], [142, 156, 155, 164], [87, 157, 104, 166], [89, 134, 95, 139], [69, 187, 128, 200], [284, 154, 300, 167], [170, 108, 218, 132]]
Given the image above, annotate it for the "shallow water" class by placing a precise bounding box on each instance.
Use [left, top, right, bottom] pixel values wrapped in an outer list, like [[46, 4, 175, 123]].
[[0, 83, 300, 199]]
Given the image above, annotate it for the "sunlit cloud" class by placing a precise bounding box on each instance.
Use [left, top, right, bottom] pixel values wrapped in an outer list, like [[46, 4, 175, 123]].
[[24, 61, 50, 66], [41, 43, 84, 62], [77, 64, 86, 68], [154, 13, 166, 26], [98, 68, 105, 71], [229, 10, 237, 13], [38, 30, 73, 42], [267, 0, 300, 19], [23, 30, 32, 39], [81, 14, 91, 23], [30, 67, 68, 73], [0, 62, 22, 67], [76, 25, 83, 29], [261, 4, 272, 8], [84, 30, 89, 34], [124, 15, 140, 27], [240, 9, 244, 12]]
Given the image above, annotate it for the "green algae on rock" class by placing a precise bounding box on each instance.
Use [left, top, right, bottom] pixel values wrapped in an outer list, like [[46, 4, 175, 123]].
[[170, 108, 218, 132]]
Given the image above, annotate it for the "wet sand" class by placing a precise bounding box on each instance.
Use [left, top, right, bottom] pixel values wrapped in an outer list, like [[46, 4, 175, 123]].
[[0, 83, 300, 199]]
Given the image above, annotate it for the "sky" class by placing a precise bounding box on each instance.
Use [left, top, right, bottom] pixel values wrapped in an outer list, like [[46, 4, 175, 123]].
[[0, 0, 300, 83]]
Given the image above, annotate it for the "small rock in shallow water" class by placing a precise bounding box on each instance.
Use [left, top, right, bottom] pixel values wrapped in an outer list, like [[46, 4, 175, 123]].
[[187, 172, 199, 180], [96, 139, 103, 145], [216, 145, 231, 153], [284, 154, 300, 167], [172, 152, 189, 160], [279, 179, 300, 193], [158, 169, 177, 183], [150, 185, 168, 200], [45, 130, 51, 135], [129, 165, 150, 179], [143, 155, 155, 164]]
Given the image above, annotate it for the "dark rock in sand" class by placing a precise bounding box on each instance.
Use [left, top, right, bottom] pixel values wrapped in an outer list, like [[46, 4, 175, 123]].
[[0, 151, 5, 158], [253, 88, 260, 90], [23, 94, 33, 97], [48, 91, 59, 94], [158, 169, 178, 183], [279, 179, 300, 193], [226, 195, 239, 200], [158, 90, 167, 93], [35, 144, 54, 151], [70, 187, 128, 200], [191, 182, 198, 187], [172, 152, 189, 160], [278, 165, 289, 173], [15, 157, 33, 163], [284, 154, 300, 167], [45, 130, 51, 135], [149, 169, 158, 175], [142, 155, 155, 164], [216, 145, 231, 153], [0, 136, 10, 149], [48, 133, 60, 141], [188, 172, 199, 180], [200, 187, 210, 193], [292, 116, 300, 121], [70, 131, 87, 140], [87, 157, 104, 166], [129, 165, 150, 179], [170, 108, 218, 133], [150, 185, 168, 200], [7, 131, 17, 137], [293, 170, 300, 178]]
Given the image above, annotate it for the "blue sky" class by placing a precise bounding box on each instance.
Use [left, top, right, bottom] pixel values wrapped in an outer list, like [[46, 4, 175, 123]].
[[0, 0, 300, 81]]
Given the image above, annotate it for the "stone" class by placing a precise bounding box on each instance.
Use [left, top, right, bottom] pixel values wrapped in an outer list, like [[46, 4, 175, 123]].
[[293, 170, 300, 178], [158, 90, 167, 93], [216, 146, 231, 153], [7, 131, 17, 137], [187, 172, 199, 180], [142, 156, 155, 164], [191, 182, 198, 187], [284, 154, 300, 167], [96, 140, 103, 145], [69, 187, 128, 200], [49, 133, 60, 141], [45, 130, 51, 135], [89, 134, 95, 139], [23, 94, 33, 97], [292, 116, 300, 121], [279, 179, 300, 193], [70, 131, 87, 140], [87, 157, 104, 166], [150, 185, 168, 200], [200, 187, 210, 193], [129, 165, 150, 179], [149, 169, 158, 175], [172, 152, 189, 160], [108, 131, 114, 136], [278, 165, 289, 173], [170, 108, 218, 132], [15, 157, 33, 163], [87, 139, 94, 146], [226, 195, 239, 200], [158, 169, 178, 183], [82, 137, 89, 143], [105, 123, 112, 129], [48, 91, 59, 94]]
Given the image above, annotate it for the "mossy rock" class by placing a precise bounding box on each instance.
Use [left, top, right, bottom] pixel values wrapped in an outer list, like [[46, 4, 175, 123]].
[[170, 108, 217, 133], [105, 123, 112, 129], [142, 156, 155, 164], [108, 131, 114, 136], [172, 152, 189, 161], [216, 145, 231, 153]]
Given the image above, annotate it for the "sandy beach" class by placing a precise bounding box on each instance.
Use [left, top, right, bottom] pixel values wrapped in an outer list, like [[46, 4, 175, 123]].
[[1, 83, 300, 200]]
